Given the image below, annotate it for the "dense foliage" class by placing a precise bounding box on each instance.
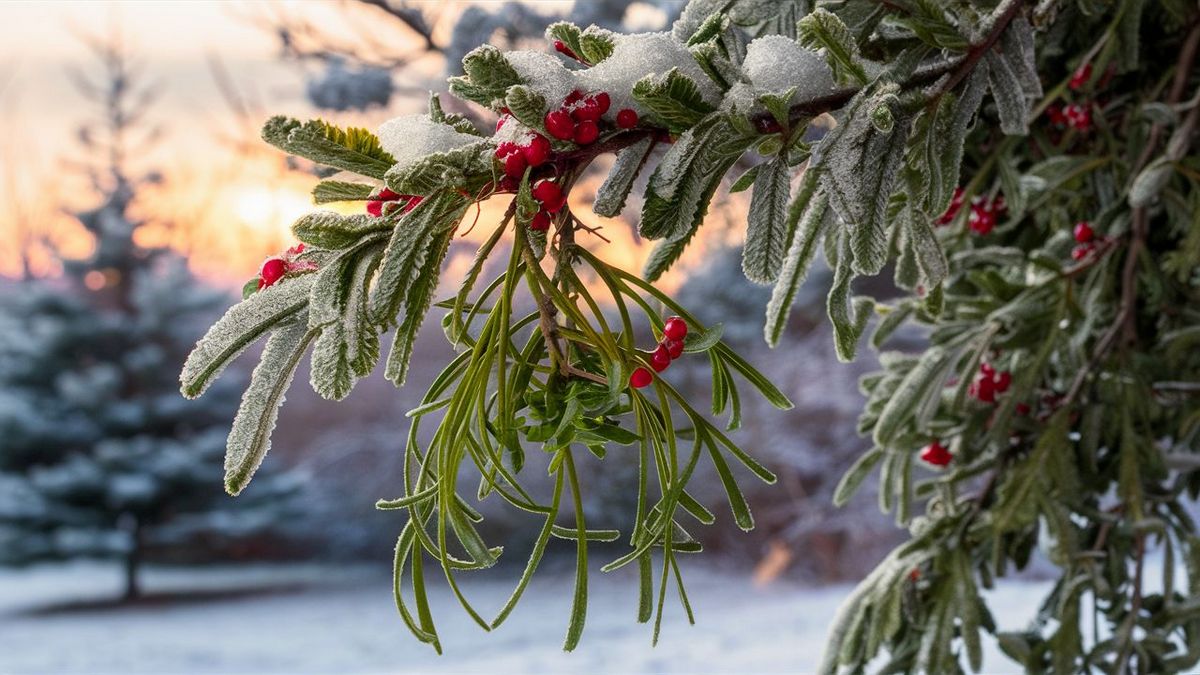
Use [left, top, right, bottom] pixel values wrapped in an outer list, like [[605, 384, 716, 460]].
[[185, 0, 1200, 671]]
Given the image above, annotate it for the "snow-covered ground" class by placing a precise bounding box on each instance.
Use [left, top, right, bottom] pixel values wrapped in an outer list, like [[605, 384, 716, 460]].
[[0, 561, 1050, 674]]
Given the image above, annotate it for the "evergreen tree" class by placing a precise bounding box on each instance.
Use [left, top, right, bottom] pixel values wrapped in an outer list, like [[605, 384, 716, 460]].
[[185, 1, 1200, 671], [0, 35, 303, 601]]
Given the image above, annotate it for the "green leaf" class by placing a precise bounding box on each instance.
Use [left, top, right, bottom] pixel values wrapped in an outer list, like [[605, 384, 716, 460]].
[[872, 345, 954, 447], [504, 85, 549, 135], [765, 178, 829, 347], [447, 45, 522, 109], [640, 113, 752, 241], [729, 164, 761, 194], [384, 221, 461, 386], [312, 180, 376, 204], [817, 88, 911, 276], [632, 69, 717, 133], [261, 116, 395, 179], [370, 193, 469, 327], [986, 47, 1032, 136], [292, 211, 393, 250], [797, 9, 868, 86], [683, 323, 724, 353], [826, 230, 874, 362], [833, 447, 884, 507], [594, 137, 654, 218], [224, 322, 316, 495], [180, 275, 314, 398], [742, 155, 792, 284]]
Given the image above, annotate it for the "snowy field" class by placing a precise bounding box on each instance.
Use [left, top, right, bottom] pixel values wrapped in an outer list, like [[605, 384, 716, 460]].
[[0, 560, 1051, 674]]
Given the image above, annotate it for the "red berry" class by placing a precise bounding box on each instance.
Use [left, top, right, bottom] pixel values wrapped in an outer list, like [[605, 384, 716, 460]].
[[522, 134, 551, 167], [1069, 62, 1093, 91], [502, 151, 528, 178], [287, 243, 305, 256], [590, 92, 610, 115], [616, 108, 639, 129], [909, 568, 921, 582], [968, 208, 994, 235], [496, 177, 519, 193], [494, 141, 519, 159], [920, 441, 952, 467], [366, 200, 383, 217], [573, 120, 599, 145], [259, 258, 287, 288], [544, 109, 575, 140], [1016, 403, 1031, 416], [1071, 244, 1091, 261], [401, 195, 423, 214], [496, 115, 510, 132], [974, 376, 996, 403], [1046, 105, 1066, 126], [531, 180, 566, 213], [650, 344, 671, 372], [564, 90, 585, 105], [1065, 103, 1091, 131], [629, 366, 653, 389], [1073, 221, 1094, 243], [663, 316, 687, 341], [979, 362, 995, 378], [663, 338, 684, 360], [993, 371, 1012, 393], [529, 210, 551, 231], [366, 188, 401, 217], [554, 40, 579, 61]]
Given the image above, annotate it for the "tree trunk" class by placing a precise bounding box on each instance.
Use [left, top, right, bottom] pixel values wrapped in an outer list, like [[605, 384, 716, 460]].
[[121, 515, 142, 602]]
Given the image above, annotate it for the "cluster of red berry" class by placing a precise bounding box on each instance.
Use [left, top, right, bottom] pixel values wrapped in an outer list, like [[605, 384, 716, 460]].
[[935, 186, 966, 225], [920, 440, 952, 467], [494, 126, 553, 180], [968, 361, 1012, 403], [1046, 62, 1097, 132], [1070, 220, 1103, 260], [367, 189, 423, 217], [527, 179, 565, 232], [543, 90, 639, 145], [256, 244, 315, 290], [629, 316, 688, 389], [967, 194, 1006, 235]]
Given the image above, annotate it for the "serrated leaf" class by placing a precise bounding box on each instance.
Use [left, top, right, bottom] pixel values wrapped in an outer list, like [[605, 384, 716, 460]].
[[826, 229, 873, 362], [504, 86, 549, 134], [640, 113, 752, 242], [447, 45, 522, 109], [180, 275, 315, 398], [310, 324, 355, 400], [818, 88, 911, 276], [224, 322, 316, 495], [578, 27, 615, 65], [262, 116, 395, 179], [742, 155, 792, 284], [312, 180, 376, 204], [632, 69, 716, 133], [765, 174, 829, 347], [384, 224, 459, 386], [797, 8, 868, 86], [923, 65, 988, 215], [594, 137, 654, 218], [986, 49, 1032, 136], [292, 211, 392, 250], [370, 193, 469, 327]]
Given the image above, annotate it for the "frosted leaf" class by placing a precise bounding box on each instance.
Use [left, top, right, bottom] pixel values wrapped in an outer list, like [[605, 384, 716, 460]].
[[180, 275, 315, 399], [765, 176, 829, 347], [225, 322, 315, 496], [742, 155, 791, 284], [594, 137, 655, 217], [505, 50, 579, 107], [742, 35, 835, 106], [376, 115, 480, 174], [577, 32, 722, 119]]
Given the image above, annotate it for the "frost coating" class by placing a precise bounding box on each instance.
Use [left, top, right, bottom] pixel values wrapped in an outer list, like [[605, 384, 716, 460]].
[[577, 32, 722, 117], [376, 115, 480, 173], [742, 35, 835, 104], [505, 50, 578, 107]]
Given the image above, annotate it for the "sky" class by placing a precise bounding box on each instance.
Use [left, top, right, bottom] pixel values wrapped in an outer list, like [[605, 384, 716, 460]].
[[0, 1, 729, 289]]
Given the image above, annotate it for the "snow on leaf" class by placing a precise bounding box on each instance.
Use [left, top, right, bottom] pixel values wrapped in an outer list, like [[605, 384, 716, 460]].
[[797, 9, 868, 86], [742, 35, 835, 106], [224, 322, 315, 496], [180, 275, 314, 399], [742, 155, 791, 284], [376, 114, 482, 176], [261, 117, 395, 180], [632, 69, 716, 133], [594, 137, 655, 218], [292, 211, 392, 250]]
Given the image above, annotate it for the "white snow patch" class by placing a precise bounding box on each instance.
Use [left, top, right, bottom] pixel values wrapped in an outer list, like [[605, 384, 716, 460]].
[[577, 32, 722, 119], [742, 35, 836, 105], [504, 50, 579, 108], [376, 115, 480, 172]]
